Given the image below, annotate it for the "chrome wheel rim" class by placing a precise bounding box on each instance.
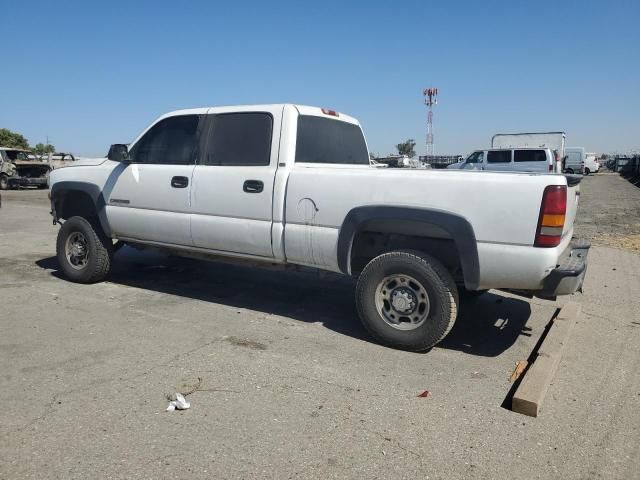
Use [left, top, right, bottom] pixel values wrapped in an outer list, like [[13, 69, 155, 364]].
[[65, 232, 89, 270], [375, 274, 430, 330]]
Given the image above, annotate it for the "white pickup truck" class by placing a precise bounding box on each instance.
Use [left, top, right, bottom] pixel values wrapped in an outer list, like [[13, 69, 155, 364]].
[[48, 104, 589, 351]]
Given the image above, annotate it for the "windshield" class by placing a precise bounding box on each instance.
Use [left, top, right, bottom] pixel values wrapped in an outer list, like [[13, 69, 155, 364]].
[[5, 150, 31, 161], [465, 151, 484, 164]]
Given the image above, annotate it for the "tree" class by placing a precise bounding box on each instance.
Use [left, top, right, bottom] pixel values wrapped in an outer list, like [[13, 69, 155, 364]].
[[396, 139, 416, 158], [0, 128, 30, 150], [33, 143, 56, 158]]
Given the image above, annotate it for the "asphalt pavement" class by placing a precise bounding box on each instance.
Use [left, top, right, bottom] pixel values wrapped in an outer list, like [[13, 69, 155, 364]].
[[0, 175, 638, 479]]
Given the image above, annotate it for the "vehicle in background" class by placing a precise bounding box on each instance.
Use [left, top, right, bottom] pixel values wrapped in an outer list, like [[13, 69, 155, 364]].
[[565, 147, 585, 175], [453, 147, 556, 173], [0, 148, 77, 190], [369, 159, 388, 168], [612, 155, 639, 174], [0, 147, 50, 189], [0, 148, 19, 190], [420, 155, 463, 169], [446, 160, 465, 169], [584, 152, 600, 175], [492, 132, 565, 173], [48, 104, 589, 352], [374, 155, 423, 168]]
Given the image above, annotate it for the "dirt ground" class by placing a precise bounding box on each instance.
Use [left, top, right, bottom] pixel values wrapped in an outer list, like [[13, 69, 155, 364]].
[[574, 173, 640, 252], [1, 174, 639, 480]]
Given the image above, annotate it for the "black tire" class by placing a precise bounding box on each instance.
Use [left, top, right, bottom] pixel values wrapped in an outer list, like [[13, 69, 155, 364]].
[[566, 168, 574, 174], [584, 168, 590, 175], [355, 251, 459, 352], [0, 174, 9, 191], [56, 216, 113, 283]]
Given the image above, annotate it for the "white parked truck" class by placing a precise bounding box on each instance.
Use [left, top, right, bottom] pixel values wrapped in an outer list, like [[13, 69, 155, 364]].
[[48, 105, 589, 351], [584, 152, 600, 175]]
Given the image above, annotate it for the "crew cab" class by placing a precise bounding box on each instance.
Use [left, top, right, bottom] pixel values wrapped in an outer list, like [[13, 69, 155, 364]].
[[48, 104, 589, 351]]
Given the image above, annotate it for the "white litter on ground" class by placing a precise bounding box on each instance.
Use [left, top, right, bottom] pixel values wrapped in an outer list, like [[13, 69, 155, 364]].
[[166, 393, 190, 411]]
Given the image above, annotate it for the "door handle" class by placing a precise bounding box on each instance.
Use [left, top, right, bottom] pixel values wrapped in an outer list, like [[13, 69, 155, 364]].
[[243, 180, 264, 193], [171, 176, 189, 188]]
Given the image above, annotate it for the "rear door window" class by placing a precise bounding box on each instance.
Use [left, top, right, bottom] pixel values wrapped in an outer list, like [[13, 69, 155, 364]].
[[487, 150, 512, 163], [203, 113, 273, 166], [514, 149, 547, 162], [295, 115, 369, 165]]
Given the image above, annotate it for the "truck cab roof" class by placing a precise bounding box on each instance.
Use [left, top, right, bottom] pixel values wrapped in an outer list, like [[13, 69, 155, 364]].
[[157, 104, 360, 126]]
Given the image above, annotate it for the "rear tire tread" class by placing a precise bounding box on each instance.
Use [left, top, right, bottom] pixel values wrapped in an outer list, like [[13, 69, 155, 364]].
[[356, 250, 458, 351]]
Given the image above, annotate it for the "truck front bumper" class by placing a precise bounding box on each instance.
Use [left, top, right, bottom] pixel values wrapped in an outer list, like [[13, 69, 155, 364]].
[[10, 176, 48, 187], [538, 240, 590, 299]]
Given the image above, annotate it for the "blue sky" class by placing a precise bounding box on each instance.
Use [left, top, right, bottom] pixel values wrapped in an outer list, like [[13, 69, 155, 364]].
[[1, 0, 638, 157]]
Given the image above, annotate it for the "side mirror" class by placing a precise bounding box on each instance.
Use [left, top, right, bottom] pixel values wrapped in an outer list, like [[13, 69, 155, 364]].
[[108, 144, 131, 162]]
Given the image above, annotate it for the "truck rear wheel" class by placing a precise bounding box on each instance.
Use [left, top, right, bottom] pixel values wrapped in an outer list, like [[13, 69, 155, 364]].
[[0, 174, 9, 191], [56, 216, 113, 283], [355, 251, 459, 351], [584, 168, 590, 175]]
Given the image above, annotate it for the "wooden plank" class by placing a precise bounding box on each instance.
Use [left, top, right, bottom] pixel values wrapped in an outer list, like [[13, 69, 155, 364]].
[[511, 301, 581, 417], [538, 309, 577, 358], [512, 354, 560, 417]]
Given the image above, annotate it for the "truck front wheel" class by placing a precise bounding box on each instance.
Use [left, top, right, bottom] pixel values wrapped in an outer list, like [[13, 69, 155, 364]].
[[56, 216, 113, 283], [0, 174, 9, 191], [355, 251, 459, 352]]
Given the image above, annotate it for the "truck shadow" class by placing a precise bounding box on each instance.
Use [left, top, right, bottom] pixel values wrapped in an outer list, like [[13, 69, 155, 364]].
[[440, 294, 532, 356], [36, 247, 532, 357]]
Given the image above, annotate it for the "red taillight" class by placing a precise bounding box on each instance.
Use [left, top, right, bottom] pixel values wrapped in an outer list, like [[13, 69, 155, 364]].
[[321, 108, 339, 117], [534, 185, 566, 247]]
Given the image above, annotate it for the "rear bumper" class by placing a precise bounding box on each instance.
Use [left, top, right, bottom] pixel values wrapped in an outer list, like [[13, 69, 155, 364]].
[[538, 240, 590, 298]]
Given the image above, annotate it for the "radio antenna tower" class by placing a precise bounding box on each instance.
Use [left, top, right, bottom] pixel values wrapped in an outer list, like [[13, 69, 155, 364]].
[[423, 87, 438, 155]]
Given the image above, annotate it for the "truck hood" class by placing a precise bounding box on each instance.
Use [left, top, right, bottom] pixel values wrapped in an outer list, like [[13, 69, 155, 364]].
[[61, 157, 108, 167]]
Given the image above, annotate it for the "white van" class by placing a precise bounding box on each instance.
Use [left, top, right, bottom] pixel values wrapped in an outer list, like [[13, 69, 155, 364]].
[[565, 147, 585, 175], [456, 147, 556, 172], [492, 132, 565, 173]]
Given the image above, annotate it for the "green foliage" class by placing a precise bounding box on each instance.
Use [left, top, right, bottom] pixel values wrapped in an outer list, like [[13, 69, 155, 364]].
[[33, 143, 56, 157], [396, 139, 417, 158], [0, 128, 30, 150]]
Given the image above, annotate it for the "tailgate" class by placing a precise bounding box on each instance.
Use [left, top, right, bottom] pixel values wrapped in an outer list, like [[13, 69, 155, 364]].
[[563, 175, 581, 236]]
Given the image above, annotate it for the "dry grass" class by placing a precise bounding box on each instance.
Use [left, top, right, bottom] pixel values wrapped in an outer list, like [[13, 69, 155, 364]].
[[593, 233, 640, 253]]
